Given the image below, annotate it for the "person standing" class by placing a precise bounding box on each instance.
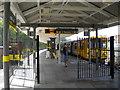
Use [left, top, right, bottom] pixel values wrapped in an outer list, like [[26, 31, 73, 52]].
[[63, 44, 68, 67]]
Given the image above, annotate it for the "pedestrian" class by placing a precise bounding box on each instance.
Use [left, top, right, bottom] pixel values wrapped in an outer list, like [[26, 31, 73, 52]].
[[63, 44, 68, 67]]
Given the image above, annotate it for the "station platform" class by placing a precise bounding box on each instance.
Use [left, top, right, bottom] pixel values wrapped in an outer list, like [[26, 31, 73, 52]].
[[34, 50, 119, 89], [0, 49, 119, 90]]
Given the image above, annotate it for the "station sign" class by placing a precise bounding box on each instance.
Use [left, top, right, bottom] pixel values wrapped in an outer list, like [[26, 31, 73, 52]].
[[55, 29, 78, 34], [10, 11, 16, 30], [45, 29, 55, 34], [45, 29, 78, 34]]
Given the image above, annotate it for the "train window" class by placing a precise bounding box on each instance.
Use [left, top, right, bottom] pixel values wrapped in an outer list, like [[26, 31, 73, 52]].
[[101, 38, 107, 48], [91, 39, 94, 48], [80, 42, 84, 49], [80, 42, 82, 49], [74, 43, 77, 49], [91, 39, 96, 49]]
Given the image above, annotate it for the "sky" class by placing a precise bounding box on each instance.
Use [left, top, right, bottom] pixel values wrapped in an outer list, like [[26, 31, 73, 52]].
[[66, 25, 119, 41]]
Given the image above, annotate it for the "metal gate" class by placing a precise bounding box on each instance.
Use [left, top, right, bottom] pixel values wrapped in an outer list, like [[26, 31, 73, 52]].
[[77, 36, 115, 79]]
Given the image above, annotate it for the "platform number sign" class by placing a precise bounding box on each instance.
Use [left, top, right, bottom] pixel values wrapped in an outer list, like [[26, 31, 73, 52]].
[[45, 29, 55, 34], [45, 29, 78, 34], [55, 29, 78, 34]]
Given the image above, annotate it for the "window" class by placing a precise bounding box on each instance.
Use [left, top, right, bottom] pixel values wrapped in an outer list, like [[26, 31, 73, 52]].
[[91, 39, 95, 49], [74, 43, 77, 49], [80, 41, 84, 49], [101, 38, 107, 49]]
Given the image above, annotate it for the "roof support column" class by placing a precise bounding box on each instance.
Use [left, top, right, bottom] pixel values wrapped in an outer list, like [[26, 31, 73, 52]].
[[33, 27, 36, 74], [3, 1, 10, 89], [27, 29, 30, 66], [36, 35, 40, 84], [88, 30, 91, 63], [58, 34, 61, 64], [96, 28, 99, 71]]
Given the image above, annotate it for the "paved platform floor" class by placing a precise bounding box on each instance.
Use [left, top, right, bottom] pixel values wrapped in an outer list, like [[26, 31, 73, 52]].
[[35, 50, 119, 89], [0, 53, 35, 90]]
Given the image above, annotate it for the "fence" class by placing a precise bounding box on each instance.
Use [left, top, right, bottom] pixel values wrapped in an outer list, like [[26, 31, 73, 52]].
[[77, 36, 116, 79]]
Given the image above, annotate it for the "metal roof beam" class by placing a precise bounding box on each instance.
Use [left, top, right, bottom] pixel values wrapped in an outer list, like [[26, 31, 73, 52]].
[[0, 5, 4, 12], [27, 14, 39, 21], [23, 2, 113, 19], [23, 7, 38, 16], [100, 17, 119, 25], [30, 19, 39, 23], [50, 6, 99, 11], [21, 23, 108, 28], [81, 2, 115, 18], [11, 2, 27, 23], [42, 13, 87, 17], [23, 5, 99, 17], [37, 0, 41, 22], [23, 1, 53, 16], [28, 17, 75, 23], [27, 13, 87, 22]]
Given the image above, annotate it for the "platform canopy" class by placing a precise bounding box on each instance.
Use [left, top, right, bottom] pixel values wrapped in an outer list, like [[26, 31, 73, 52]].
[[0, 0, 119, 43]]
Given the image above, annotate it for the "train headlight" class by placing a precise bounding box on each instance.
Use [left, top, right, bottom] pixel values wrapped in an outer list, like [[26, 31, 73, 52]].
[[103, 52, 107, 56]]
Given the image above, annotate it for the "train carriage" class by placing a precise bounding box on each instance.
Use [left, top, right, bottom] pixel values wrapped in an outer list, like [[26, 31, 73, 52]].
[[61, 36, 108, 63]]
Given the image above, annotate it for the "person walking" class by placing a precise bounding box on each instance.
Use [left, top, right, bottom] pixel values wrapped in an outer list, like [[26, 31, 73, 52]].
[[63, 44, 68, 67]]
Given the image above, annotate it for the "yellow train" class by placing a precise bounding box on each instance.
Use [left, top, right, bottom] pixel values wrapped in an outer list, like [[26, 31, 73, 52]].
[[61, 37, 108, 63]]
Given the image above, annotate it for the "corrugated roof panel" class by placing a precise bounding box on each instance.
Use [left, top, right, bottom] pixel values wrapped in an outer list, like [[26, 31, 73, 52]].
[[92, 12, 110, 22], [89, 2, 105, 8], [103, 2, 119, 17], [19, 2, 37, 12], [68, 2, 87, 7]]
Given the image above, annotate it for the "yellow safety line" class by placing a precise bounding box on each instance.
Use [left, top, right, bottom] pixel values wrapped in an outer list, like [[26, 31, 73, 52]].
[[52, 53, 58, 58], [48, 47, 52, 49]]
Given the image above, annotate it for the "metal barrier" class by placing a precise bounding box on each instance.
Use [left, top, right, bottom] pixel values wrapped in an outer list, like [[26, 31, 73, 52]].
[[77, 36, 115, 79], [8, 31, 36, 87]]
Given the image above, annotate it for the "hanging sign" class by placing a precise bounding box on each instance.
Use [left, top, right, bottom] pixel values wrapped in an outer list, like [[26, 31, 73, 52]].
[[45, 29, 78, 34]]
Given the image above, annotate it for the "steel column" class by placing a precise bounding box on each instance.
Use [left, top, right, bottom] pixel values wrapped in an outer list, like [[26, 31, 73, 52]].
[[96, 28, 99, 70], [36, 35, 40, 84], [27, 29, 30, 66], [110, 36, 114, 79], [33, 27, 36, 73], [88, 30, 91, 63], [3, 2, 10, 89], [77, 37, 79, 79], [88, 30, 91, 78], [58, 34, 61, 64]]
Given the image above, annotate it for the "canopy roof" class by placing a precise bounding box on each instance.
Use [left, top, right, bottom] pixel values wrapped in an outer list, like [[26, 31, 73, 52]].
[[0, 1, 119, 43]]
